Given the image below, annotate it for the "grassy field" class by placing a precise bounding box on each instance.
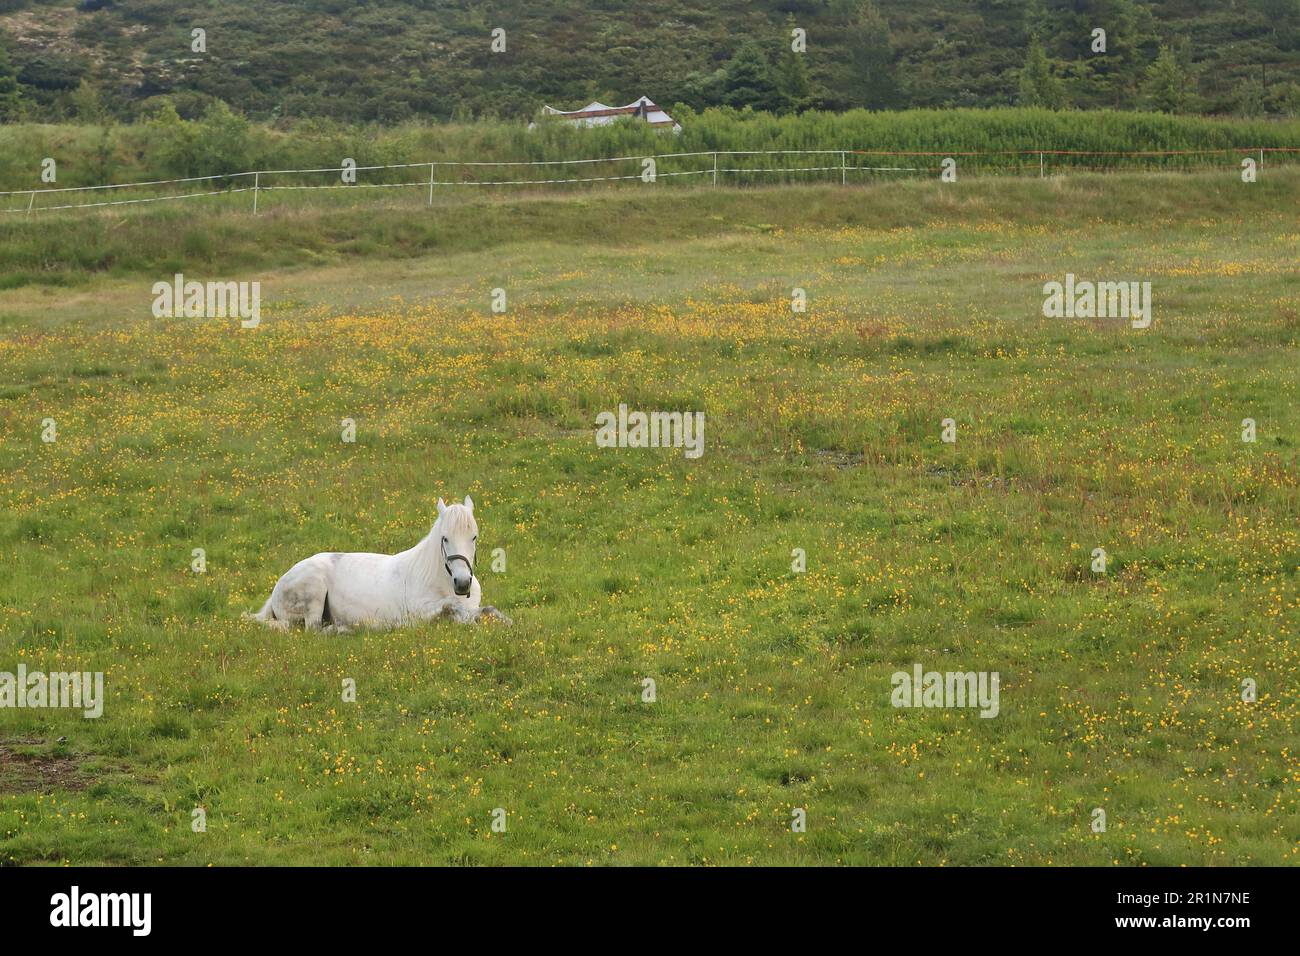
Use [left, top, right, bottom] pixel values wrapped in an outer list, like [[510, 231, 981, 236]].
[[0, 169, 1296, 865], [5, 109, 1300, 193]]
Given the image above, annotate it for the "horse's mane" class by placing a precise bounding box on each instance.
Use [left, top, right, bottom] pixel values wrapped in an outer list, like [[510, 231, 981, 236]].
[[409, 504, 475, 587], [437, 504, 475, 538]]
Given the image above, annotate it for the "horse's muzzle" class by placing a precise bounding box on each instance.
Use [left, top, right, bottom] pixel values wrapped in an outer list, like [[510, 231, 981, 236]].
[[443, 545, 475, 598]]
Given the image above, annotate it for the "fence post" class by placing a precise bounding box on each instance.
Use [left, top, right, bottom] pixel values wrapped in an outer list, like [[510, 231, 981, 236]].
[[1039, 151, 1044, 179], [841, 150, 846, 185], [428, 162, 436, 206], [712, 151, 718, 187], [1259, 148, 1264, 173], [252, 172, 259, 215], [26, 190, 35, 216]]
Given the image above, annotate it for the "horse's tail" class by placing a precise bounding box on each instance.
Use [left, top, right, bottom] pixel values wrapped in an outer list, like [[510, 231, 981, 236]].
[[242, 595, 275, 624]]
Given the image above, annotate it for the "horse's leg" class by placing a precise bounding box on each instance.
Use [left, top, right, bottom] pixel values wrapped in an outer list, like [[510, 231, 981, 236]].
[[424, 597, 475, 624], [321, 597, 353, 633], [278, 564, 330, 631], [280, 582, 327, 631], [446, 602, 476, 624], [476, 606, 513, 626], [301, 592, 327, 630]]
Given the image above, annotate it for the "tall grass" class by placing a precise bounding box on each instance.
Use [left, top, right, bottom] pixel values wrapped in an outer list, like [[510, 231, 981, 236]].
[[3, 167, 1297, 289], [2, 108, 1298, 192]]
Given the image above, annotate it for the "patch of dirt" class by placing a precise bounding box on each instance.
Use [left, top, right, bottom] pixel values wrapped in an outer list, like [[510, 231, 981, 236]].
[[815, 448, 863, 469], [924, 464, 1015, 490], [0, 738, 93, 795]]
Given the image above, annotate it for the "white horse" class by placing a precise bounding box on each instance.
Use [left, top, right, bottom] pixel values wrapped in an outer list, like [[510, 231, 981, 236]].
[[244, 497, 510, 631]]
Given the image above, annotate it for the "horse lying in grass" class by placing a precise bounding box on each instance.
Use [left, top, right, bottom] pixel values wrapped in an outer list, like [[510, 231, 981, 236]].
[[245, 497, 511, 632]]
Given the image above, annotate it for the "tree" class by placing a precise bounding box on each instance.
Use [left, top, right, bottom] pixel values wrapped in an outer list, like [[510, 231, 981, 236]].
[[71, 78, 106, 122], [1142, 46, 1187, 113], [194, 100, 252, 176], [0, 31, 22, 121], [1034, 0, 1157, 109], [146, 102, 200, 177], [1267, 80, 1300, 118], [842, 0, 898, 110], [1018, 37, 1067, 109], [1233, 76, 1266, 118], [774, 17, 814, 114], [720, 41, 778, 111], [676, 68, 727, 110]]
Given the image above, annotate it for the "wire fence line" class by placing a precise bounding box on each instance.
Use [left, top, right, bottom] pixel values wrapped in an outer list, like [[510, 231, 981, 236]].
[[2, 147, 1296, 216]]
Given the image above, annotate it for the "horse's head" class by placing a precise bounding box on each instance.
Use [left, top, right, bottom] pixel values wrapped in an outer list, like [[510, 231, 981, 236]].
[[436, 496, 478, 596]]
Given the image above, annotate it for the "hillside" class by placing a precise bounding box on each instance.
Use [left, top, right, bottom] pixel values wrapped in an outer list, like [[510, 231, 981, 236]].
[[0, 0, 1297, 122]]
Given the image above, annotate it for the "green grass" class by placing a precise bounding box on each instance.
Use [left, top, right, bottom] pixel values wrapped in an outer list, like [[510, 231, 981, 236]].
[[4, 108, 1299, 193], [3, 162, 1298, 287], [0, 169, 1296, 865]]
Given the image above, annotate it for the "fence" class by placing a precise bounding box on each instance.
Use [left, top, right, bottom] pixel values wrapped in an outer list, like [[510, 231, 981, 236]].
[[2, 147, 1296, 216]]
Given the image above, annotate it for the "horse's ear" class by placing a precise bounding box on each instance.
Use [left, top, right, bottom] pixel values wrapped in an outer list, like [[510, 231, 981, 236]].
[[436, 498, 446, 516], [464, 495, 474, 513]]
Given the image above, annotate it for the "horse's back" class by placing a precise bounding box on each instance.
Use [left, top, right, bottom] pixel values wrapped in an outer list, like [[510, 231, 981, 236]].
[[329, 551, 399, 579], [271, 551, 363, 604], [316, 550, 406, 624]]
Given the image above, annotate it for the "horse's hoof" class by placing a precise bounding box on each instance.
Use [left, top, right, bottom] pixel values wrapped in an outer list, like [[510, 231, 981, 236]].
[[478, 606, 513, 626]]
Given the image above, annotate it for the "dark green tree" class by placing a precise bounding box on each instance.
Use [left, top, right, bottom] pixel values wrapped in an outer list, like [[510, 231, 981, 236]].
[[1018, 37, 1067, 109], [1033, 0, 1157, 109], [0, 31, 22, 121], [1142, 45, 1187, 113], [194, 100, 252, 175], [720, 40, 778, 111], [842, 0, 898, 110], [774, 16, 814, 114], [146, 102, 200, 177]]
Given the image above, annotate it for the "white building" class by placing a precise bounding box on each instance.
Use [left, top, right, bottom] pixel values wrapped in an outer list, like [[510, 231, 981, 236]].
[[538, 96, 681, 132]]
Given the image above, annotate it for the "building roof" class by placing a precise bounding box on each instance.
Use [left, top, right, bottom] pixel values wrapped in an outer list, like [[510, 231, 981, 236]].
[[540, 96, 679, 129]]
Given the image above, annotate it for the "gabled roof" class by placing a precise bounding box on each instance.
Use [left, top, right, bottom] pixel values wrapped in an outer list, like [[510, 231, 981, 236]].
[[540, 96, 679, 129]]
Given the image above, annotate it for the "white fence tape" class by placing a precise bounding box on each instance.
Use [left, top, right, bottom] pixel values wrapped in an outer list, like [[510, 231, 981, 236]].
[[1, 148, 1293, 215]]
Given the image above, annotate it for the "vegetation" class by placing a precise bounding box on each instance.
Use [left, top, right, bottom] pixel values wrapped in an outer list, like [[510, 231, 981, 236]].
[[2, 107, 1297, 194], [0, 0, 1294, 874], [1, 169, 1296, 864], [0, 0, 1297, 123]]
